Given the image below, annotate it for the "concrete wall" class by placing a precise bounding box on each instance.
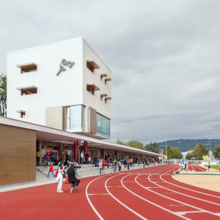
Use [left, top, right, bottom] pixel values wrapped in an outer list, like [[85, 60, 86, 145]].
[[0, 124, 36, 185]]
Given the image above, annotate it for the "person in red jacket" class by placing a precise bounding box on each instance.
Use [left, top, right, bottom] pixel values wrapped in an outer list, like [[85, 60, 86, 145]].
[[107, 157, 110, 168], [46, 150, 50, 166], [102, 159, 105, 170]]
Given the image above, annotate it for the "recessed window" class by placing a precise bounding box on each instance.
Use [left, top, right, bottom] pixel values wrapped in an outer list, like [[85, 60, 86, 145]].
[[105, 97, 112, 103], [17, 63, 37, 73], [87, 83, 100, 95], [87, 60, 100, 73], [64, 105, 85, 131], [21, 88, 37, 95], [105, 78, 111, 84], [16, 110, 26, 118]]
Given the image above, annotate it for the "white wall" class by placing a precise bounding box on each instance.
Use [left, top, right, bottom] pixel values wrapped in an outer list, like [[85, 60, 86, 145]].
[[7, 38, 112, 136], [7, 38, 83, 125], [82, 39, 111, 133]]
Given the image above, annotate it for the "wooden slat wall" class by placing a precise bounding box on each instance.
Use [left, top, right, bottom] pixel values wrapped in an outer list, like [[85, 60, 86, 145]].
[[0, 125, 36, 185]]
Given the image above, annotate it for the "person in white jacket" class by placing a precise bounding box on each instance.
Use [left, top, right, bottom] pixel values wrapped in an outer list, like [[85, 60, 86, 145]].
[[56, 167, 64, 193], [99, 160, 102, 174]]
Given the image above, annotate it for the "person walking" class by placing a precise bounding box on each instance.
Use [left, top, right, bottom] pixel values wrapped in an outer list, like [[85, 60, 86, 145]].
[[99, 159, 102, 174], [114, 159, 117, 172], [48, 163, 55, 177], [127, 159, 130, 170], [107, 157, 110, 168], [56, 165, 64, 193], [80, 151, 84, 164]]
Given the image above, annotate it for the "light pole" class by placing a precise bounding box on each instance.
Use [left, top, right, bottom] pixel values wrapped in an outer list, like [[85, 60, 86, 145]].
[[166, 132, 169, 163]]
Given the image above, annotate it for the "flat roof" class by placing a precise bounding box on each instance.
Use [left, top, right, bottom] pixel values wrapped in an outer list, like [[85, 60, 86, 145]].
[[0, 116, 161, 157]]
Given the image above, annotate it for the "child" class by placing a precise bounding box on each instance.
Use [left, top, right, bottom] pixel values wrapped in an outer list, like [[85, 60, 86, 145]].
[[56, 167, 64, 193], [48, 163, 55, 177]]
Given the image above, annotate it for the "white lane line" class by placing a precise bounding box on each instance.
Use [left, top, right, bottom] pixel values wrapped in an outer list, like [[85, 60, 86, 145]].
[[164, 173, 220, 199], [196, 165, 206, 172], [121, 169, 190, 220], [174, 211, 205, 216], [105, 175, 148, 220], [146, 167, 220, 217], [88, 193, 109, 195], [85, 176, 104, 220], [159, 171, 220, 204], [84, 164, 170, 220]]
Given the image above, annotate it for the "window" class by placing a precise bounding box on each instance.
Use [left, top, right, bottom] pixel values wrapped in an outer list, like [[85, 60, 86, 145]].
[[64, 105, 85, 131], [87, 83, 100, 95], [17, 63, 37, 73], [21, 112, 25, 118], [96, 113, 110, 137], [21, 88, 37, 95], [105, 78, 111, 84], [87, 60, 100, 73]]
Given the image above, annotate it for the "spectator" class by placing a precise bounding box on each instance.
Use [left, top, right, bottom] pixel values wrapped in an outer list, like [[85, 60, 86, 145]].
[[88, 152, 91, 164], [102, 159, 105, 170], [46, 150, 50, 165], [85, 152, 88, 164], [94, 155, 98, 167], [36, 150, 41, 165], [99, 159, 102, 174], [67, 164, 80, 193], [127, 159, 130, 170], [118, 160, 121, 171], [107, 157, 110, 168], [80, 151, 84, 164]]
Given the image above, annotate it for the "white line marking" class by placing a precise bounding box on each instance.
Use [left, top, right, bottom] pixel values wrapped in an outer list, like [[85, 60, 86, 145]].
[[85, 176, 104, 220], [105, 175, 148, 220], [145, 167, 220, 217]]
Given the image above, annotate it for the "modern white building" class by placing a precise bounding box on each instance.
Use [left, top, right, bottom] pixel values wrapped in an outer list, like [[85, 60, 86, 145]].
[[5, 37, 161, 168], [7, 37, 111, 139]]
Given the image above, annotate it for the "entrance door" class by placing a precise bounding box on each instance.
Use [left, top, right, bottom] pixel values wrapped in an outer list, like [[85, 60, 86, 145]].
[[65, 150, 72, 161]]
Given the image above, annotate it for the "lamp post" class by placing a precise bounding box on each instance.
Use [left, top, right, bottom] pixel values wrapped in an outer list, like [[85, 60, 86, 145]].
[[166, 132, 169, 163]]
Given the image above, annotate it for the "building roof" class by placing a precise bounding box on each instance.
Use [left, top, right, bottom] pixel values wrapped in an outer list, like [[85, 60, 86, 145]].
[[0, 116, 161, 157]]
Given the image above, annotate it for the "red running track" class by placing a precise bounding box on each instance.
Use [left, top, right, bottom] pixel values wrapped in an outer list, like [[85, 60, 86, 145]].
[[0, 164, 220, 220]]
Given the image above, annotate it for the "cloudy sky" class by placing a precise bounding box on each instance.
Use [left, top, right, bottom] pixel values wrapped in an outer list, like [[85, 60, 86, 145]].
[[1, 0, 220, 144]]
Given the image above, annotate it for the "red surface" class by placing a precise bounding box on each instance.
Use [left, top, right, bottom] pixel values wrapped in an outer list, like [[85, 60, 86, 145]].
[[1, 164, 220, 220]]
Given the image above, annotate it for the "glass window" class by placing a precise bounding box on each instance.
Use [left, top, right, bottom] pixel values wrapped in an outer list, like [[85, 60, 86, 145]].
[[64, 105, 85, 131], [96, 113, 110, 137]]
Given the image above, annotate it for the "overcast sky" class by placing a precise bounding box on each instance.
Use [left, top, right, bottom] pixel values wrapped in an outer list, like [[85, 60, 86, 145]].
[[1, 0, 220, 144]]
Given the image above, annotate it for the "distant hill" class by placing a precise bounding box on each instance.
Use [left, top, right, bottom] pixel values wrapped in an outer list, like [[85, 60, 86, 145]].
[[158, 139, 220, 152]]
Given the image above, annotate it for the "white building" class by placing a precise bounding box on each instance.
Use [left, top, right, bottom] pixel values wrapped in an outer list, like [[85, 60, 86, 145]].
[[7, 37, 111, 139]]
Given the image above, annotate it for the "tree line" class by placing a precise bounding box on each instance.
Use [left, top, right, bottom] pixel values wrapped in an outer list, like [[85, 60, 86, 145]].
[[116, 140, 182, 159], [0, 74, 7, 116]]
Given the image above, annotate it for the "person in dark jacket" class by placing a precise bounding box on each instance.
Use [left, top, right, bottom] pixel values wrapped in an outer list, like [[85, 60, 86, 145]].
[[67, 164, 80, 193], [94, 155, 98, 167]]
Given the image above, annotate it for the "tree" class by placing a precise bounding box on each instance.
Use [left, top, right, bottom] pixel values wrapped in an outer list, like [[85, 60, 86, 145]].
[[172, 147, 183, 159], [0, 74, 7, 116], [116, 140, 126, 145], [145, 142, 159, 153], [186, 151, 194, 160], [213, 145, 220, 159], [126, 140, 143, 149], [167, 145, 173, 161], [193, 143, 208, 160]]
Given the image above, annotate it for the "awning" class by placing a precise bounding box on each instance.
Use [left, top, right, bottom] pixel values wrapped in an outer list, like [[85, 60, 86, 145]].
[[16, 110, 25, 113], [16, 85, 37, 90], [100, 74, 107, 79]]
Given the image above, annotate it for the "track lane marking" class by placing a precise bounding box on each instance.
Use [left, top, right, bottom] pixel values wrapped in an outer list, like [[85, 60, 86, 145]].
[[145, 167, 220, 217]]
